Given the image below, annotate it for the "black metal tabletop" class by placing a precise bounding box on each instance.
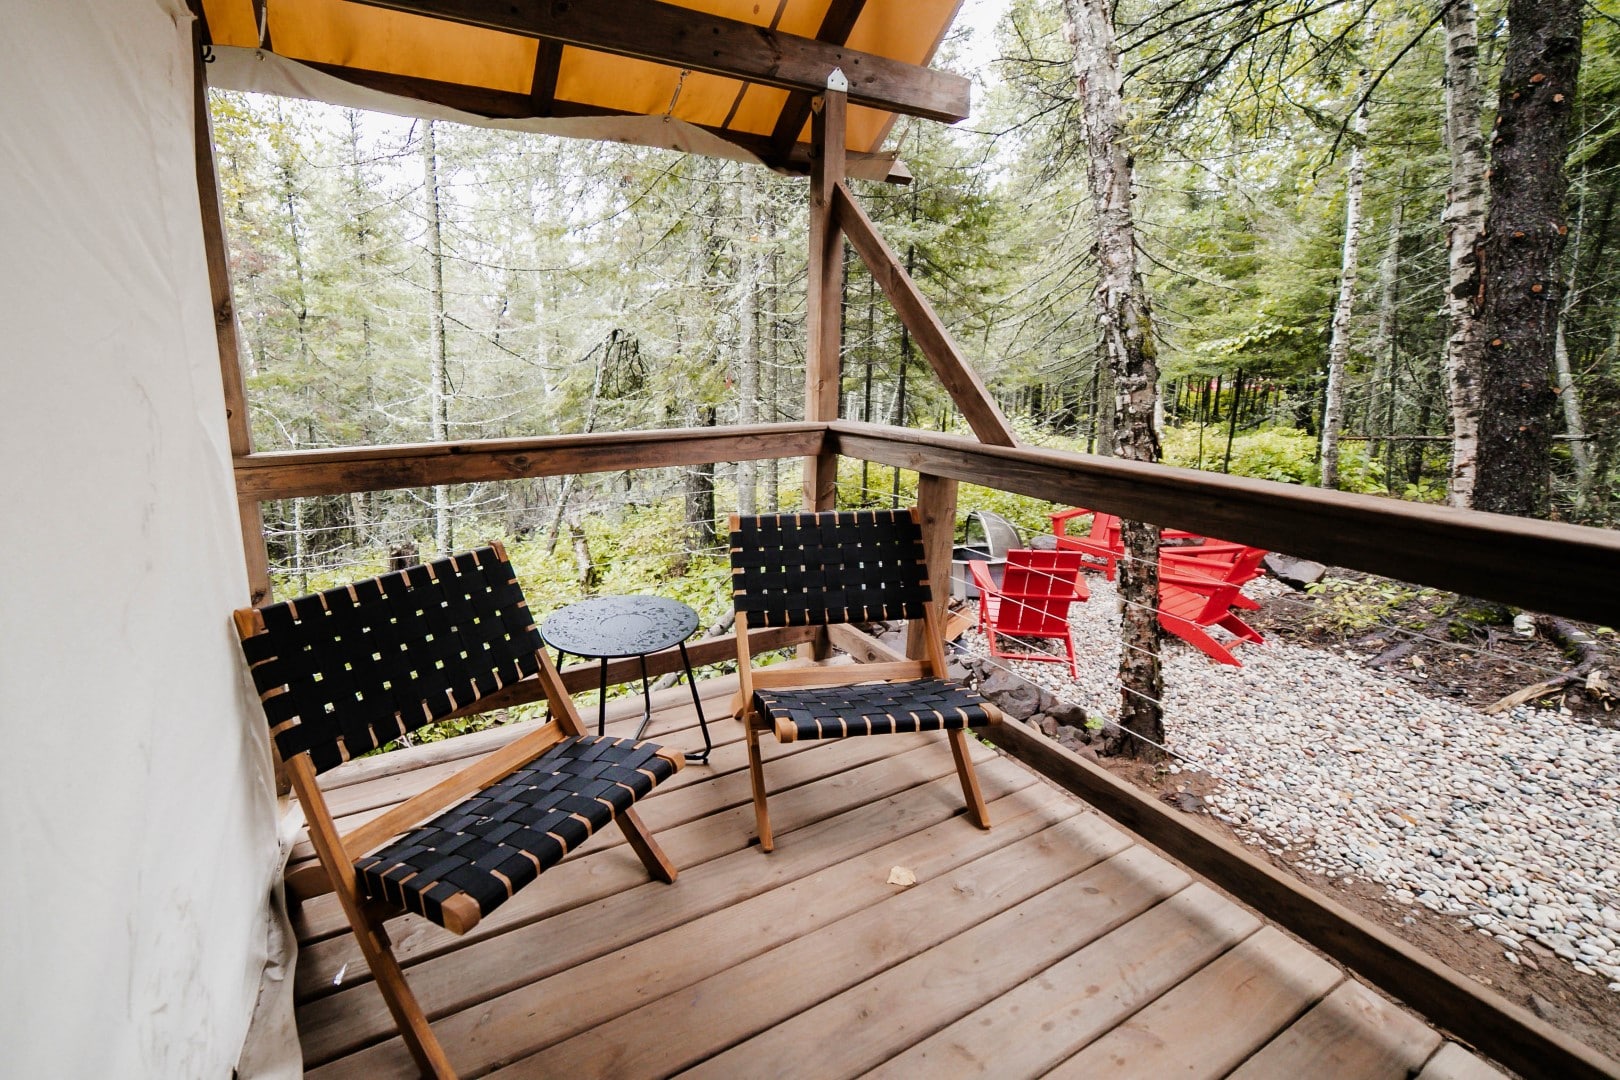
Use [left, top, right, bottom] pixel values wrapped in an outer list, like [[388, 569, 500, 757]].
[[539, 595, 699, 659]]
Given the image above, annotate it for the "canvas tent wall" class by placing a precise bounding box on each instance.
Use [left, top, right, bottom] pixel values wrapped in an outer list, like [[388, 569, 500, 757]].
[[0, 2, 290, 1075]]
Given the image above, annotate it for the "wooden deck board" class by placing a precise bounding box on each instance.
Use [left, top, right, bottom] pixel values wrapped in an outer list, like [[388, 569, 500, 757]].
[[1229, 979, 1443, 1080], [1047, 927, 1344, 1079], [492, 813, 1139, 1079], [864, 882, 1262, 1079], [313, 768, 1065, 1078], [1417, 1042, 1513, 1080], [293, 732, 928, 981], [299, 739, 1002, 1064], [679, 844, 1193, 1080], [290, 680, 1509, 1080]]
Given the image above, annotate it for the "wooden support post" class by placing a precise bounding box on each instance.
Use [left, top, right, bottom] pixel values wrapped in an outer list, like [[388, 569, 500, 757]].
[[193, 23, 285, 793], [908, 473, 957, 660], [803, 77, 846, 515], [191, 25, 271, 606], [801, 76, 847, 663]]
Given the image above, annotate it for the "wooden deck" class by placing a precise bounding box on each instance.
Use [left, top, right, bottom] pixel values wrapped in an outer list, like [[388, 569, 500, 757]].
[[290, 675, 1508, 1079]]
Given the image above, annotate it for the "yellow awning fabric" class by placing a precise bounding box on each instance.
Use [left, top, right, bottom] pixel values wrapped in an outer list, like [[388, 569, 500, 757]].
[[197, 0, 964, 173]]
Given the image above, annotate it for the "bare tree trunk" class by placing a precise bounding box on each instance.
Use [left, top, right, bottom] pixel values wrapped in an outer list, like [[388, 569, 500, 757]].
[[1554, 180, 1591, 498], [422, 119, 453, 555], [762, 189, 782, 512], [565, 514, 598, 593], [732, 171, 762, 515], [1474, 0, 1582, 518], [1371, 180, 1403, 476], [1320, 98, 1369, 490], [1064, 0, 1163, 760], [545, 336, 606, 552], [1442, 0, 1489, 508], [686, 405, 718, 550]]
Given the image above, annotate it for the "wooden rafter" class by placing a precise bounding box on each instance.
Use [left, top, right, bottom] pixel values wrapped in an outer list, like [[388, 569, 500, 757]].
[[528, 38, 564, 116], [346, 0, 970, 123], [767, 0, 867, 163], [287, 60, 910, 181]]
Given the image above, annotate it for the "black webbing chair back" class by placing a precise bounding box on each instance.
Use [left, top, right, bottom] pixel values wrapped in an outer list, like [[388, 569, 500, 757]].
[[729, 509, 933, 628], [239, 546, 541, 773]]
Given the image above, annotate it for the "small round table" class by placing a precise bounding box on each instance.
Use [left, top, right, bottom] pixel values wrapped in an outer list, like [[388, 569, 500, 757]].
[[539, 595, 711, 763]]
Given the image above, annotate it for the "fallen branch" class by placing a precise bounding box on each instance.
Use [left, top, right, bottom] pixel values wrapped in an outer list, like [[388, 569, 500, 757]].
[[1485, 616, 1607, 714], [1361, 619, 1438, 669]]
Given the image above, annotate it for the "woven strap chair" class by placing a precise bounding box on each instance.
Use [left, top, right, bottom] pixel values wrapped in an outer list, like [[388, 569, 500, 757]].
[[728, 509, 1002, 852], [234, 544, 681, 1079]]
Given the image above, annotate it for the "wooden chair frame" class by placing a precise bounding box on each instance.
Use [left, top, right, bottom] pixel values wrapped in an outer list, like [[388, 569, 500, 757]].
[[728, 509, 998, 853], [234, 543, 680, 1078]]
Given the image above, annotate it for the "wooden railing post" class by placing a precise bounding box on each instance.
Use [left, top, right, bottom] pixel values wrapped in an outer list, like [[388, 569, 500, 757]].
[[192, 22, 272, 608], [802, 73, 846, 515], [908, 472, 958, 660]]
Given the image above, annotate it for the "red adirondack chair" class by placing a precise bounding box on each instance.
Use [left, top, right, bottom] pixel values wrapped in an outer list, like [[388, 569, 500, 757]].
[[1161, 542, 1268, 610], [1050, 508, 1124, 580], [969, 548, 1089, 675], [1158, 568, 1265, 666]]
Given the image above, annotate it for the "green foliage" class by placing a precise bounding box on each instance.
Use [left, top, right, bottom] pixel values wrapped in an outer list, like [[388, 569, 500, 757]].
[[1160, 426, 1385, 493], [1303, 575, 1419, 636]]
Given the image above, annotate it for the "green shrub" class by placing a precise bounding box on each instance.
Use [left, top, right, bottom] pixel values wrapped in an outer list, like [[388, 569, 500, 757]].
[[1161, 425, 1385, 493]]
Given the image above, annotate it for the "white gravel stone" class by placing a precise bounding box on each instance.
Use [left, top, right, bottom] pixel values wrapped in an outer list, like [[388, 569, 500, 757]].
[[957, 574, 1620, 992]]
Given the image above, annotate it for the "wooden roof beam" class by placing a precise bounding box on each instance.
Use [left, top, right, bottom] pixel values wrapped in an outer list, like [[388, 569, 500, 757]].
[[768, 0, 867, 162], [348, 0, 970, 124]]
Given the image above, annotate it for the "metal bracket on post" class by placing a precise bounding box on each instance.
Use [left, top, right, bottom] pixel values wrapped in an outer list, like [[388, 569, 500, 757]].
[[826, 67, 849, 93]]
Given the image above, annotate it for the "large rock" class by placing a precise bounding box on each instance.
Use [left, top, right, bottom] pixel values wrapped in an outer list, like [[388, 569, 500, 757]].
[[979, 668, 1042, 719], [1037, 687, 1089, 727], [1263, 552, 1328, 590]]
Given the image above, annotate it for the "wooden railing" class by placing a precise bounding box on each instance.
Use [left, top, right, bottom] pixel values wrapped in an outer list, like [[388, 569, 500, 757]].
[[233, 420, 1620, 1079]]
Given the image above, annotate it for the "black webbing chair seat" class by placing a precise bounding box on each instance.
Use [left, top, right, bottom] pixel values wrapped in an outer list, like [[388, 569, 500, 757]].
[[356, 734, 676, 928], [753, 679, 997, 742]]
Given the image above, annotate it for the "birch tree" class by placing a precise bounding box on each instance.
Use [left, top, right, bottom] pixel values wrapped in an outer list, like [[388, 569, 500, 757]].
[[1441, 0, 1488, 508], [1064, 0, 1164, 759], [1320, 95, 1370, 490], [422, 119, 453, 555]]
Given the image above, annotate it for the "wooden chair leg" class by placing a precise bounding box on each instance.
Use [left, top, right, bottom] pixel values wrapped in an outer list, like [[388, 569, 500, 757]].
[[353, 915, 456, 1078], [617, 806, 677, 883], [948, 728, 991, 830], [744, 723, 775, 852], [288, 758, 455, 1078]]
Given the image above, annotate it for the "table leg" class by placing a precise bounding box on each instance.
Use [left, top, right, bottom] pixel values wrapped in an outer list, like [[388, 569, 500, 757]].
[[678, 641, 710, 764], [634, 654, 654, 741], [597, 656, 609, 737]]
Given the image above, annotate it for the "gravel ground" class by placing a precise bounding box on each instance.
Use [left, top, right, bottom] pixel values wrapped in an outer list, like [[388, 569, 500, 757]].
[[955, 574, 1620, 993]]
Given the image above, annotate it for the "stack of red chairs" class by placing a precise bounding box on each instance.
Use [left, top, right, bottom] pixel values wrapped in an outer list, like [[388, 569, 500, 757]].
[[1049, 508, 1269, 666]]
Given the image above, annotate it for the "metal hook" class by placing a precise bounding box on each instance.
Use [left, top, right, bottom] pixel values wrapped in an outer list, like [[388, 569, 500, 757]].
[[664, 69, 690, 118]]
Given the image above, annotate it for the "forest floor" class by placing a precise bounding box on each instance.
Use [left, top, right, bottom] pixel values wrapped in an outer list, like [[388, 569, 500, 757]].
[[951, 569, 1620, 1064]]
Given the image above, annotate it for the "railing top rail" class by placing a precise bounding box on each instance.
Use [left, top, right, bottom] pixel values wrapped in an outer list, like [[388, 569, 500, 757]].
[[232, 418, 1618, 624], [831, 421, 1620, 627], [233, 422, 828, 500]]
